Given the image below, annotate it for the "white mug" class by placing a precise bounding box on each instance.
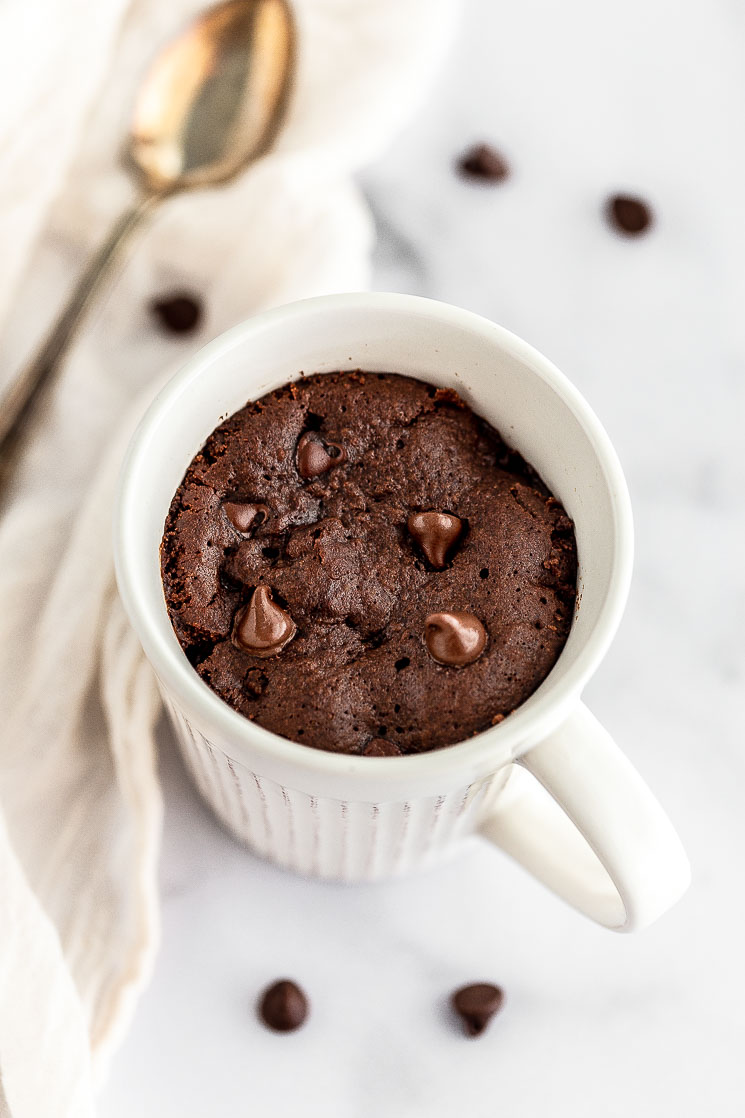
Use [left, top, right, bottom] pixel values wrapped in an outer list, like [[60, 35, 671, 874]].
[[114, 292, 690, 932]]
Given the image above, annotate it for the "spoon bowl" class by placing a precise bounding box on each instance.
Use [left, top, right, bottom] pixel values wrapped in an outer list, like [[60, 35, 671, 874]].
[[130, 0, 295, 194]]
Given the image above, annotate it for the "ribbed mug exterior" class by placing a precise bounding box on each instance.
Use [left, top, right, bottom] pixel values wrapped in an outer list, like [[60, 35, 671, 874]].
[[164, 694, 508, 880]]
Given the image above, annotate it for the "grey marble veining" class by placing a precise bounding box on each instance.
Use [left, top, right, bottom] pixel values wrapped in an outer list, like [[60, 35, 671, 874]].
[[101, 1, 745, 1114]]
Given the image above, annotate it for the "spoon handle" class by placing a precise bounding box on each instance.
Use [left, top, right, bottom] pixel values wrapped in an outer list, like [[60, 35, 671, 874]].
[[0, 192, 158, 467]]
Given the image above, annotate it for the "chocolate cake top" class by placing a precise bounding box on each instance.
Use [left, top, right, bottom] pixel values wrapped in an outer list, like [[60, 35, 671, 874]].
[[160, 371, 577, 755]]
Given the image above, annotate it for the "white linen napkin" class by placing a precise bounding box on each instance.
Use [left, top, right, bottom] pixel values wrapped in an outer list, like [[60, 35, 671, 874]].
[[0, 2, 454, 1114]]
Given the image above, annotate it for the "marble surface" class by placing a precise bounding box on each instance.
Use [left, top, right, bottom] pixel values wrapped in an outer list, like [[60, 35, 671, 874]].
[[101, 1, 745, 1114]]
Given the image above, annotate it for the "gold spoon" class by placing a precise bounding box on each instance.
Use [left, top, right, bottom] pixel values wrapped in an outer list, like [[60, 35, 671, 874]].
[[0, 0, 295, 465]]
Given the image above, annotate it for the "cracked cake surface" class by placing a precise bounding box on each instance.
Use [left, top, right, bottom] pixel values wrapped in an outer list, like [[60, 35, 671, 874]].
[[160, 371, 577, 755]]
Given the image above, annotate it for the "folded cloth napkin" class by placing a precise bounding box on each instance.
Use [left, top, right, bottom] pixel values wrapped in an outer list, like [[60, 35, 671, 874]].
[[0, 2, 454, 1113]]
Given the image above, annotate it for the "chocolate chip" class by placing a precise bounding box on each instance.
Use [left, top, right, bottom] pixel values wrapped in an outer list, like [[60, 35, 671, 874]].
[[150, 293, 202, 334], [457, 143, 509, 182], [258, 979, 309, 1032], [451, 983, 504, 1036], [296, 431, 346, 479], [424, 611, 487, 666], [233, 586, 296, 657], [606, 194, 653, 236], [362, 737, 402, 757], [407, 510, 464, 569], [223, 501, 269, 534]]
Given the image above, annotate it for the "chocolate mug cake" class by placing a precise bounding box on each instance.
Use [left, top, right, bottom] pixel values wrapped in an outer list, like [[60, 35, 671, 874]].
[[160, 371, 577, 755]]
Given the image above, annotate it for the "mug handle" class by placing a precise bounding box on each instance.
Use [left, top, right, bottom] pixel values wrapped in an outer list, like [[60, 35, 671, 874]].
[[479, 703, 690, 931]]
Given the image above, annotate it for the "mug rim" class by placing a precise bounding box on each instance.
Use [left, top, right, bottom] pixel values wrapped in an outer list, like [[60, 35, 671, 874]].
[[114, 292, 633, 787]]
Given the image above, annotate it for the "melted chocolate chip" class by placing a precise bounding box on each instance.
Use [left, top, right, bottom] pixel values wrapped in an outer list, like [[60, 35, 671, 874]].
[[407, 511, 464, 569], [606, 194, 653, 236], [258, 980, 309, 1032], [149, 293, 202, 334], [424, 611, 487, 666], [362, 737, 402, 757], [223, 501, 269, 534], [458, 143, 509, 182], [296, 431, 346, 479], [451, 983, 504, 1036], [233, 586, 296, 657]]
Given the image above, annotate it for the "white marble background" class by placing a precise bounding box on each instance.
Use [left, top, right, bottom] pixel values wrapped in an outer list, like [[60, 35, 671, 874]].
[[101, 0, 745, 1114]]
